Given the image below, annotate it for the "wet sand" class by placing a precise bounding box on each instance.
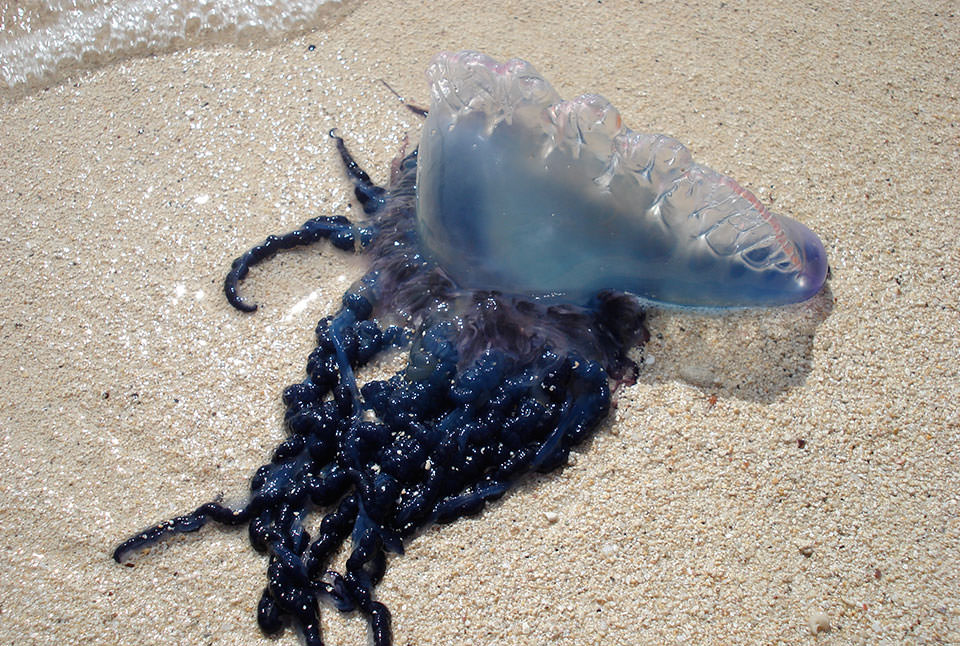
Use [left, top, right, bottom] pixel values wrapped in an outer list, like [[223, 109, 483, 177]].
[[1, 1, 957, 644]]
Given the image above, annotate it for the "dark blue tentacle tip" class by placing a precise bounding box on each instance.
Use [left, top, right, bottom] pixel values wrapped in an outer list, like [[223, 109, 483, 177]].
[[112, 544, 130, 563], [257, 588, 284, 635], [370, 601, 392, 646], [225, 285, 258, 313], [224, 259, 259, 312]]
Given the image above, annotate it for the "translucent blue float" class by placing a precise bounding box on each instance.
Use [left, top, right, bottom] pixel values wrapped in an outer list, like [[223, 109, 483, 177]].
[[418, 51, 827, 308]]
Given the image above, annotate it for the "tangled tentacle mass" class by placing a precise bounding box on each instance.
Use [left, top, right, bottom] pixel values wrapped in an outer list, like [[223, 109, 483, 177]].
[[114, 132, 649, 646]]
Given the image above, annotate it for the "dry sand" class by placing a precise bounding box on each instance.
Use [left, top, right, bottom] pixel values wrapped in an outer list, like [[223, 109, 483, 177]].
[[1, 1, 957, 644]]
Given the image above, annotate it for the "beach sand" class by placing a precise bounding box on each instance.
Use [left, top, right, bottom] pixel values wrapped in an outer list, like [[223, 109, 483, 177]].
[[1, 0, 957, 644]]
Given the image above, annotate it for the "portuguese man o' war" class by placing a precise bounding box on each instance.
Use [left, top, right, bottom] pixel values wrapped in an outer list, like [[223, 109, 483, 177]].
[[113, 51, 828, 646]]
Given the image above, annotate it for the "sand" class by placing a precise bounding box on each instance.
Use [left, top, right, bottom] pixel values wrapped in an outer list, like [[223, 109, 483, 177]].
[[1, 1, 957, 644]]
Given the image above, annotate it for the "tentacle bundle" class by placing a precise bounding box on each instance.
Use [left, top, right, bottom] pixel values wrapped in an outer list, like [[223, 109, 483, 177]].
[[114, 132, 646, 646]]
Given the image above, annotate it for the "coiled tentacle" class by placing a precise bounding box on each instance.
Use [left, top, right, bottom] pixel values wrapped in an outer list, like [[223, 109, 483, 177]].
[[223, 214, 373, 312], [222, 129, 389, 312]]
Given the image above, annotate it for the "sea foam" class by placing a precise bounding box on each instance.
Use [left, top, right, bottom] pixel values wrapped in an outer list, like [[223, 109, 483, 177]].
[[0, 0, 353, 98]]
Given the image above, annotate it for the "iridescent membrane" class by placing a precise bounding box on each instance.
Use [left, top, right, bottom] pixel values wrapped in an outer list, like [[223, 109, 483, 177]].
[[417, 51, 827, 307]]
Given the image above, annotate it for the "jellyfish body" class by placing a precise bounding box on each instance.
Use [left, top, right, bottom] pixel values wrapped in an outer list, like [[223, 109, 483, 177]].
[[114, 52, 827, 646]]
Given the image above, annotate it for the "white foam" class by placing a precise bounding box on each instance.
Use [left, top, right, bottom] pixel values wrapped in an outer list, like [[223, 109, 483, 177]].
[[0, 0, 353, 98]]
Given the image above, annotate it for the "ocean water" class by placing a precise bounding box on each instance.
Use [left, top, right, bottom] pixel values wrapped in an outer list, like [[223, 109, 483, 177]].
[[0, 0, 356, 98]]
